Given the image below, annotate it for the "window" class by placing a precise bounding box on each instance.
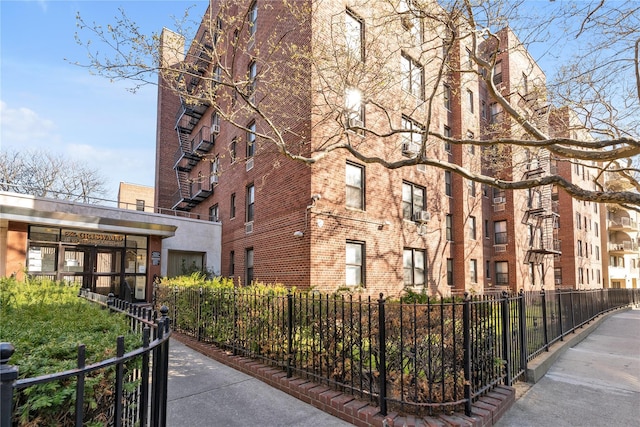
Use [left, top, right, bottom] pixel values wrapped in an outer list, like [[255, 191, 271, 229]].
[[469, 216, 477, 240], [578, 267, 583, 285], [403, 248, 426, 286], [576, 212, 581, 229], [230, 138, 237, 163], [399, 0, 422, 43], [345, 87, 364, 129], [401, 115, 423, 151], [248, 61, 257, 96], [246, 248, 254, 285], [484, 220, 489, 239], [135, 199, 145, 211], [443, 125, 451, 153], [248, 1, 258, 36], [230, 193, 236, 218], [443, 84, 451, 110], [246, 184, 255, 222], [522, 72, 528, 94], [401, 54, 423, 99], [247, 122, 256, 158], [595, 245, 600, 260], [486, 260, 491, 279], [211, 112, 220, 133], [229, 250, 235, 276], [213, 65, 222, 87], [493, 61, 502, 84], [467, 89, 474, 113], [529, 263, 536, 287], [446, 258, 453, 286], [402, 181, 426, 221], [577, 240, 583, 257], [496, 261, 508, 285], [610, 256, 624, 268], [467, 131, 475, 154], [214, 18, 223, 45], [470, 259, 477, 283], [466, 47, 473, 68], [445, 171, 452, 196], [554, 267, 562, 285], [481, 100, 487, 119], [595, 222, 599, 236], [494, 220, 507, 244], [468, 179, 476, 197], [346, 162, 365, 209], [209, 204, 219, 222], [490, 103, 501, 123], [346, 241, 364, 286], [446, 214, 453, 241], [345, 9, 364, 61]]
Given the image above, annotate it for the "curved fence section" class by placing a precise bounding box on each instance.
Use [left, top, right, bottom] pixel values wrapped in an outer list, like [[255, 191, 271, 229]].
[[1, 290, 171, 427], [156, 285, 638, 418]]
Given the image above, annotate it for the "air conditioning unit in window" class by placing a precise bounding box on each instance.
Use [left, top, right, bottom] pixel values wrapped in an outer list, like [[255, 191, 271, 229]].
[[402, 142, 420, 157], [413, 210, 431, 223], [555, 278, 562, 285], [245, 222, 253, 234], [210, 124, 220, 134], [210, 174, 219, 185], [494, 244, 507, 253], [493, 196, 506, 204], [348, 118, 363, 129], [246, 157, 254, 171]]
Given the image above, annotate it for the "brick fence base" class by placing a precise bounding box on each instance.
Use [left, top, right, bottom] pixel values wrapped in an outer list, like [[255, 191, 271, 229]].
[[173, 333, 515, 427]]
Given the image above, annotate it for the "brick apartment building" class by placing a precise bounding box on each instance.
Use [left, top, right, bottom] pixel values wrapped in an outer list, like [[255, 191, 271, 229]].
[[153, 0, 633, 296]]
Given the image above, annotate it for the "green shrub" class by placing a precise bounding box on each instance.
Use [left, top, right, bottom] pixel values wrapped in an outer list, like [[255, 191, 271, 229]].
[[1, 277, 141, 426]]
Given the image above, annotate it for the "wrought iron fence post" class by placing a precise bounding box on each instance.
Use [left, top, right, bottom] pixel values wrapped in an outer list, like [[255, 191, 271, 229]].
[[287, 291, 293, 378], [377, 293, 387, 416], [197, 287, 203, 342], [518, 289, 528, 371], [569, 291, 576, 333], [233, 289, 238, 356], [541, 288, 549, 351], [557, 290, 564, 341], [108, 292, 115, 311], [1, 343, 17, 427], [463, 293, 472, 417], [501, 291, 512, 386], [75, 344, 86, 426]]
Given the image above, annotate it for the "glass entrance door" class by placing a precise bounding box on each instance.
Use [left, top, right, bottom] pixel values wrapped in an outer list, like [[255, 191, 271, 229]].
[[93, 248, 122, 296], [60, 246, 123, 296]]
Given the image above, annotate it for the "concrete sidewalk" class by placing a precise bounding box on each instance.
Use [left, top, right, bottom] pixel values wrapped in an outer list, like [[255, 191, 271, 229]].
[[495, 308, 640, 427], [166, 338, 353, 426]]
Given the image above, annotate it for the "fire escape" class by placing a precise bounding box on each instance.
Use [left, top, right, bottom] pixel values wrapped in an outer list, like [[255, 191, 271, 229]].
[[521, 158, 561, 265], [171, 34, 215, 211]]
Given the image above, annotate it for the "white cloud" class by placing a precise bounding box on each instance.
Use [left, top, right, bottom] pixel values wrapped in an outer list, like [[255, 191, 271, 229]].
[[0, 100, 60, 148]]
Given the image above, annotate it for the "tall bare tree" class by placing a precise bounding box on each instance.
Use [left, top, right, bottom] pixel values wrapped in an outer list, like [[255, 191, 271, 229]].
[[73, 0, 639, 208], [0, 149, 108, 202]]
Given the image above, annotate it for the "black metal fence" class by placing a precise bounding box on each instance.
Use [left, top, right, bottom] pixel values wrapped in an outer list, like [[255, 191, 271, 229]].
[[0, 290, 171, 427], [156, 285, 638, 417]]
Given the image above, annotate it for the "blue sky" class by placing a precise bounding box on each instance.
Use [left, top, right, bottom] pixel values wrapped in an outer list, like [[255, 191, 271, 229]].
[[1, 0, 207, 199]]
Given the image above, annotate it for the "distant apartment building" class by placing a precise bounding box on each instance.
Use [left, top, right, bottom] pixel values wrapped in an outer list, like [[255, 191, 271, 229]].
[[153, 0, 632, 295], [118, 182, 155, 212], [601, 172, 639, 289]]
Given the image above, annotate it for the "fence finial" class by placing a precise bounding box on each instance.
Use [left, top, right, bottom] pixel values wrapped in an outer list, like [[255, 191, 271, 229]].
[[0, 343, 15, 365]]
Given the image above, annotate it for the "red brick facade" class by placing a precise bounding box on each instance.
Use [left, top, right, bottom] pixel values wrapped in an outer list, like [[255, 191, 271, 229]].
[[154, 1, 610, 296]]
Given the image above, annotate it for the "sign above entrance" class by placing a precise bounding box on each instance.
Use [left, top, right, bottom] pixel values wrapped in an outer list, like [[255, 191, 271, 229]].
[[61, 229, 125, 247]]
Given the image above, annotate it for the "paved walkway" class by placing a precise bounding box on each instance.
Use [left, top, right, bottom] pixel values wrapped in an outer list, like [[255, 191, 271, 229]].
[[166, 307, 639, 427], [495, 308, 640, 427], [166, 338, 353, 426]]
